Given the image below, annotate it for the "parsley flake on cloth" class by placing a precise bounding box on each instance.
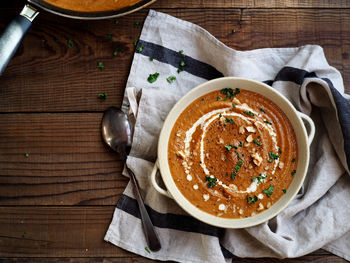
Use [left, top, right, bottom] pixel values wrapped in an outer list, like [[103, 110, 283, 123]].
[[166, 76, 176, 84], [147, 72, 160, 83]]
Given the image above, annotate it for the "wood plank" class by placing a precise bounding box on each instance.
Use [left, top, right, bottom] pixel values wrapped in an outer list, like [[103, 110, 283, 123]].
[[0, 254, 348, 263], [0, 8, 349, 112], [0, 206, 134, 257], [153, 0, 350, 8], [0, 206, 347, 262], [2, 0, 350, 9], [0, 258, 165, 263], [0, 113, 127, 205]]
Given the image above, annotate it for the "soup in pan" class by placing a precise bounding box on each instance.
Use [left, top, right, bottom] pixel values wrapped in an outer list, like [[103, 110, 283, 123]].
[[168, 88, 298, 218], [43, 0, 144, 12]]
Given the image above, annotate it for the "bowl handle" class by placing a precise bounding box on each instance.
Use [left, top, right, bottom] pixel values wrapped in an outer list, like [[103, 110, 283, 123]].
[[297, 111, 315, 146], [151, 160, 173, 199]]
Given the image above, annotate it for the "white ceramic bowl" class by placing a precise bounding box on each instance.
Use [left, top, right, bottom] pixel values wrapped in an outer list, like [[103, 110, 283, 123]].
[[151, 77, 315, 228]]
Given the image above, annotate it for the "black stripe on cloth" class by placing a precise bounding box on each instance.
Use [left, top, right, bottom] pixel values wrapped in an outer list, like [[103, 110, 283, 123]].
[[220, 244, 236, 258], [117, 194, 235, 258], [136, 40, 224, 80], [274, 66, 317, 85], [267, 66, 350, 168], [117, 194, 221, 236], [323, 79, 350, 168], [263, 80, 274, 86]]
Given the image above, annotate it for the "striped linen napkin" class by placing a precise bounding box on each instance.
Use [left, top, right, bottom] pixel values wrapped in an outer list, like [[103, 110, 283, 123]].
[[104, 10, 350, 262]]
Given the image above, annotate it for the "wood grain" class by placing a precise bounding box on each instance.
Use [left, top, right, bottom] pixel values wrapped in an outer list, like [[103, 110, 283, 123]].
[[0, 206, 347, 262], [0, 113, 126, 205], [0, 8, 349, 112], [153, 0, 350, 8], [3, 0, 350, 9]]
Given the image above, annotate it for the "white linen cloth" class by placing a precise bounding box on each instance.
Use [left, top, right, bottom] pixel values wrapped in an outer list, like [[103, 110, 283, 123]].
[[105, 10, 350, 262]]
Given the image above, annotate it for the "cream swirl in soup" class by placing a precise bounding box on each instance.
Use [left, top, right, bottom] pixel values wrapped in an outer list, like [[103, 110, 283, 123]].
[[168, 88, 298, 218]]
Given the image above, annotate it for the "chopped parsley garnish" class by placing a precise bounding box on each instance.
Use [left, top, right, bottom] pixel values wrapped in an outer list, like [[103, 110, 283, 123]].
[[96, 62, 105, 71], [231, 172, 236, 180], [25, 153, 30, 158], [221, 88, 240, 99], [268, 152, 280, 162], [282, 189, 287, 194], [136, 45, 144, 52], [225, 118, 235, 124], [98, 93, 107, 101], [23, 232, 27, 237], [114, 20, 119, 24], [134, 21, 142, 26], [291, 158, 296, 163], [235, 150, 242, 160], [113, 47, 125, 56], [133, 40, 138, 46], [247, 195, 258, 204], [238, 141, 243, 147], [260, 107, 266, 113], [205, 176, 217, 188], [67, 38, 73, 48], [217, 96, 222, 101], [291, 169, 296, 176], [231, 160, 244, 179], [279, 148, 282, 154], [219, 113, 222, 117], [253, 139, 262, 146], [264, 120, 272, 125], [177, 50, 186, 72], [179, 50, 185, 58], [145, 246, 151, 253], [235, 161, 244, 172], [166, 76, 176, 84], [263, 184, 274, 197], [243, 111, 255, 116], [108, 34, 113, 40], [149, 57, 153, 61], [225, 145, 233, 151], [232, 29, 236, 33], [251, 173, 267, 184], [56, 211, 60, 215], [147, 72, 160, 83], [232, 103, 236, 108]]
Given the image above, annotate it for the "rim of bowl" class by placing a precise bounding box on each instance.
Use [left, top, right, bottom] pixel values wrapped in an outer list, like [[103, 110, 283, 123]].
[[157, 77, 310, 228]]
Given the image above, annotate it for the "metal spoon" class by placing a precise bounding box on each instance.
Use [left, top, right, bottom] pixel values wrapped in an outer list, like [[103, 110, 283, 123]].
[[101, 106, 161, 252]]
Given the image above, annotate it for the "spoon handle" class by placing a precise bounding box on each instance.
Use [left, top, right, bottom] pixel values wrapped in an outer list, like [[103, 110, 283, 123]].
[[127, 167, 161, 252]]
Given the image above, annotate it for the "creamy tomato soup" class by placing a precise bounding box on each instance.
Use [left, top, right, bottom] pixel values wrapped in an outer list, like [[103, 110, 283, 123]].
[[168, 88, 298, 218], [43, 0, 144, 12]]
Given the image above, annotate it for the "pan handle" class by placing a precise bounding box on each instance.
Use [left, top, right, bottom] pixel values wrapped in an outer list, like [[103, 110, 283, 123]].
[[0, 4, 39, 75]]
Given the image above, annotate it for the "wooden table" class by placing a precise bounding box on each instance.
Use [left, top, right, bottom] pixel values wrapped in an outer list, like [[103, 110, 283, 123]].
[[0, 0, 349, 262]]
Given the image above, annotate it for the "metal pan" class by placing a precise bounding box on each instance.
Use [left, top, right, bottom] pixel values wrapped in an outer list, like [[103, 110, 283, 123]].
[[0, 0, 155, 75]]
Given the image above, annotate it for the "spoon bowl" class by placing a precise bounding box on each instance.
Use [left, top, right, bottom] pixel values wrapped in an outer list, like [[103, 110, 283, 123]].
[[101, 106, 132, 157]]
